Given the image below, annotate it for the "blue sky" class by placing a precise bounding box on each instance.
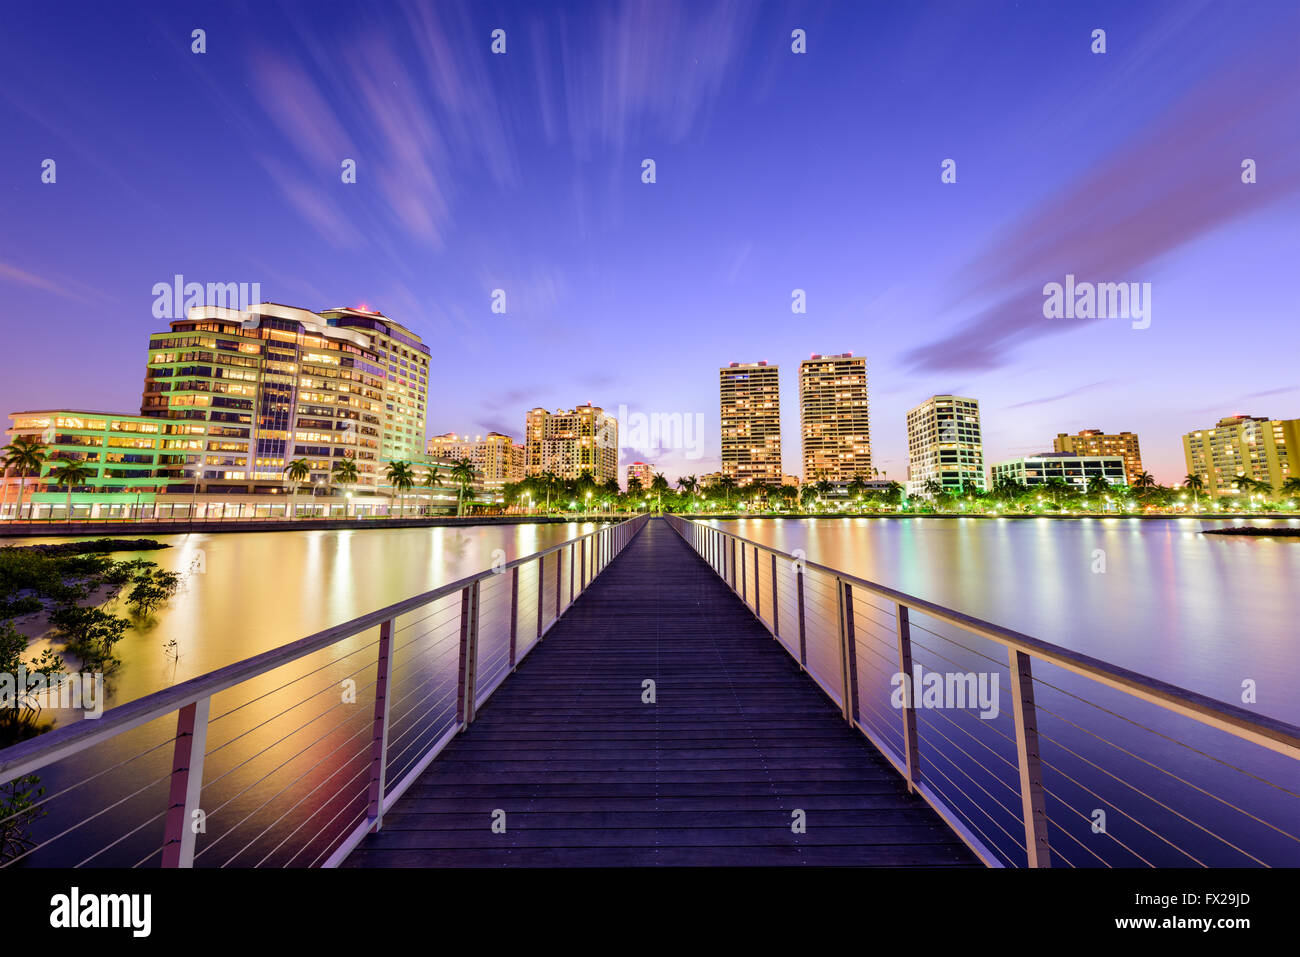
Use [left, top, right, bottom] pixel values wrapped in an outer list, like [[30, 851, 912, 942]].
[[1, 0, 1297, 483]]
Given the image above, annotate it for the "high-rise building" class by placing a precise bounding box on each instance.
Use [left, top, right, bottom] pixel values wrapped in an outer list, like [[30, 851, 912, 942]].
[[321, 307, 429, 465], [626, 461, 655, 490], [991, 453, 1127, 492], [1183, 415, 1300, 498], [427, 431, 525, 490], [524, 404, 619, 484], [141, 303, 390, 494], [1053, 430, 1143, 484], [719, 361, 782, 486], [906, 395, 985, 498], [799, 353, 870, 483]]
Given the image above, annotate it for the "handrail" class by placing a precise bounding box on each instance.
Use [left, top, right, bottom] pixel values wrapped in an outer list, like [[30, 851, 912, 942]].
[[676, 522, 1300, 759], [0, 520, 635, 781], [0, 514, 650, 867], [664, 515, 1300, 868]]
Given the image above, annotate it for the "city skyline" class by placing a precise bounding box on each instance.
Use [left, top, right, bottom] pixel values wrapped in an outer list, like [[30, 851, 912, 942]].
[[2, 1, 1297, 486]]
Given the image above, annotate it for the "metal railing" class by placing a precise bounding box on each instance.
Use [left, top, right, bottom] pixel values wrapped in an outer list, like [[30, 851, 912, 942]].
[[664, 515, 1300, 868], [0, 514, 648, 868]]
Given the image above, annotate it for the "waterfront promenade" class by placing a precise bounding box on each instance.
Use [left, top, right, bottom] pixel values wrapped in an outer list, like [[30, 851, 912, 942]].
[[345, 519, 975, 866]]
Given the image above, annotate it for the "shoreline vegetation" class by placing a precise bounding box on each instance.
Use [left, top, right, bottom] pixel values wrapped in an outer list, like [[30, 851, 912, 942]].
[[2, 539, 169, 555], [0, 539, 182, 861]]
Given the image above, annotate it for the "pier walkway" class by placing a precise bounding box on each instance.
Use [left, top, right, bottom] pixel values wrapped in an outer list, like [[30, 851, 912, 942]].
[[344, 519, 975, 866]]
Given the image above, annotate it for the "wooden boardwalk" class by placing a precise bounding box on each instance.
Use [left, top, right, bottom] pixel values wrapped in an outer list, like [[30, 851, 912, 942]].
[[345, 518, 978, 867]]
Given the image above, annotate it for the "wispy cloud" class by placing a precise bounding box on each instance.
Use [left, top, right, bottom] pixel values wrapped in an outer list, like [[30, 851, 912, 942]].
[[905, 31, 1300, 373], [0, 261, 103, 305], [1003, 379, 1117, 410]]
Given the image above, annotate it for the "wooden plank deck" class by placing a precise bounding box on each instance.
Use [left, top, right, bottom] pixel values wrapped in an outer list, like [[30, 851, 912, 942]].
[[344, 518, 978, 867]]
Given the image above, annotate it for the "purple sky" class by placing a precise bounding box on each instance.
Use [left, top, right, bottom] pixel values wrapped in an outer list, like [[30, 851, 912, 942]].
[[1, 0, 1296, 484]]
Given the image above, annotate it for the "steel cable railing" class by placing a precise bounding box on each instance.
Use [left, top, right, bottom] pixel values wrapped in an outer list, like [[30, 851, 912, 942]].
[[665, 515, 1300, 868], [0, 514, 648, 868]]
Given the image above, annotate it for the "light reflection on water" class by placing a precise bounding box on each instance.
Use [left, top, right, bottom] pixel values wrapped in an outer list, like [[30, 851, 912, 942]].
[[2, 522, 598, 868], [713, 517, 1300, 724], [708, 516, 1300, 866], [8, 521, 591, 711]]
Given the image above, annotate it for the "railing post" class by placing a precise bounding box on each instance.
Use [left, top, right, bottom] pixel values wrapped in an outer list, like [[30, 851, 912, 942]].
[[895, 604, 921, 792], [555, 548, 562, 619], [730, 537, 737, 590], [836, 579, 859, 723], [568, 542, 575, 603], [456, 581, 481, 726], [366, 618, 395, 831], [536, 554, 544, 640], [508, 566, 519, 669], [580, 537, 587, 592], [1009, 648, 1052, 868], [740, 541, 747, 603], [161, 696, 210, 867], [796, 565, 808, 667], [770, 553, 779, 636]]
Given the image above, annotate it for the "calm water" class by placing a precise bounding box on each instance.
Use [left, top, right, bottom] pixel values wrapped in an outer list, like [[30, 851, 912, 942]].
[[3, 522, 600, 868], [4, 517, 1297, 867], [713, 516, 1300, 724], [11, 522, 599, 710], [709, 516, 1300, 867]]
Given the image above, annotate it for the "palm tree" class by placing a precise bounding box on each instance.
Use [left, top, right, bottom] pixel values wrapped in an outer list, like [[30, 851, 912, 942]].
[[385, 461, 416, 517], [677, 475, 699, 509], [283, 458, 312, 519], [1043, 477, 1071, 509], [1238, 477, 1273, 507], [1182, 473, 1205, 511], [716, 475, 738, 510], [331, 458, 359, 516], [2, 435, 48, 520], [922, 479, 942, 501], [539, 470, 560, 512], [650, 473, 670, 512], [1281, 476, 1300, 503], [1132, 470, 1157, 493], [1083, 475, 1110, 509], [814, 479, 833, 510], [847, 476, 867, 509], [421, 465, 444, 515], [450, 458, 475, 516], [799, 484, 818, 511], [47, 460, 95, 521], [883, 481, 904, 507]]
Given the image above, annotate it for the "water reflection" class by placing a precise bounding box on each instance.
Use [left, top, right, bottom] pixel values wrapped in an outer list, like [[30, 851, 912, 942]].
[[6, 522, 598, 712], [713, 517, 1300, 723]]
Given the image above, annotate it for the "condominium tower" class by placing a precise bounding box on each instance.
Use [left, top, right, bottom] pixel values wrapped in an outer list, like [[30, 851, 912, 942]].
[[906, 395, 986, 497], [141, 303, 391, 494], [321, 307, 430, 464], [799, 353, 870, 483], [626, 461, 655, 490], [427, 432, 525, 490], [524, 404, 619, 484], [1053, 430, 1143, 484], [719, 361, 782, 485], [1182, 414, 1300, 498]]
